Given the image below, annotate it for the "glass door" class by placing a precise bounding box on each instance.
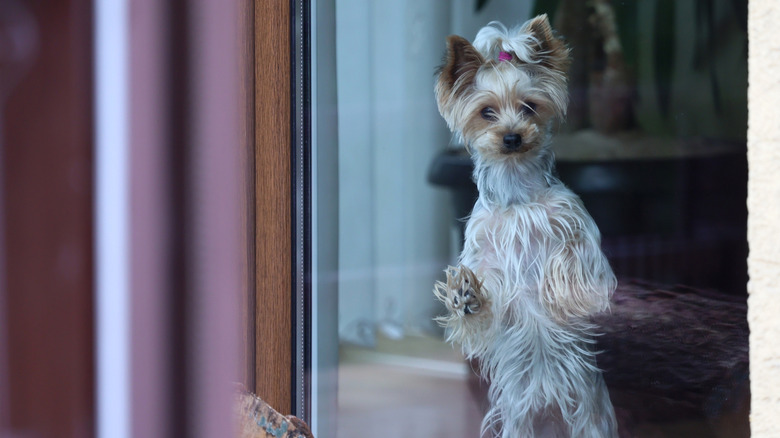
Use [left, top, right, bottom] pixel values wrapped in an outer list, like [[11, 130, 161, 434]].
[[304, 1, 749, 437]]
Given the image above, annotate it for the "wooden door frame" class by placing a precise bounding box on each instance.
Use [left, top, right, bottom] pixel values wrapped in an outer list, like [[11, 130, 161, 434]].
[[253, 0, 294, 414]]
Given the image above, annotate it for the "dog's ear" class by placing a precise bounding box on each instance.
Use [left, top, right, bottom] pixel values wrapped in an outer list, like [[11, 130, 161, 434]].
[[522, 14, 570, 74], [437, 35, 485, 98]]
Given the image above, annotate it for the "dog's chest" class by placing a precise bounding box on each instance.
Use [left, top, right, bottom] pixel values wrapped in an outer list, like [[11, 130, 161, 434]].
[[463, 202, 552, 279]]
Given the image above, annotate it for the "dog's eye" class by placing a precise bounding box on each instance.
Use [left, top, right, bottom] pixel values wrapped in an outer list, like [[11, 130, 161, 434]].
[[521, 101, 537, 116], [480, 107, 497, 121]]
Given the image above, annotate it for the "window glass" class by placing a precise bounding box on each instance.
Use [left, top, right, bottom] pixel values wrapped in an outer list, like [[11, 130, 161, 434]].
[[315, 1, 749, 437]]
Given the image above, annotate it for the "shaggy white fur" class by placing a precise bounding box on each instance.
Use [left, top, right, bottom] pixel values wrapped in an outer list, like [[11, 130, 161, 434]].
[[433, 15, 618, 438]]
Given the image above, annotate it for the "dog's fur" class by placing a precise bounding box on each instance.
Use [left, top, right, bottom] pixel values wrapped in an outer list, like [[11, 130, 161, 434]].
[[433, 15, 618, 438]]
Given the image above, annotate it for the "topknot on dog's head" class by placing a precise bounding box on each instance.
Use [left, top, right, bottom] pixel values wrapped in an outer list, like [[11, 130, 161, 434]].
[[473, 15, 570, 74]]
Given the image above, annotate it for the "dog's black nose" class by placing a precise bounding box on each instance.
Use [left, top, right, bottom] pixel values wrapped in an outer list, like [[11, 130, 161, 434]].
[[503, 133, 522, 150]]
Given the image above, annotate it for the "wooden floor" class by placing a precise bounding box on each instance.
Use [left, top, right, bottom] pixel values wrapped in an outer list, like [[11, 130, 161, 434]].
[[338, 336, 483, 438]]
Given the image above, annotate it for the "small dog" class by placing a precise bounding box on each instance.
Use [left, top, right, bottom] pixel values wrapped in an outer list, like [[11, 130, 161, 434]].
[[433, 15, 618, 438]]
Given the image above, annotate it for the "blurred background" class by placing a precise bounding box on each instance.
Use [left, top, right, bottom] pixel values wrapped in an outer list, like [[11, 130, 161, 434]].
[[0, 0, 246, 437]]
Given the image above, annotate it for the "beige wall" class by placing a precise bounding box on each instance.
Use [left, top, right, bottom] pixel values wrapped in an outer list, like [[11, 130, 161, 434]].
[[748, 0, 780, 436]]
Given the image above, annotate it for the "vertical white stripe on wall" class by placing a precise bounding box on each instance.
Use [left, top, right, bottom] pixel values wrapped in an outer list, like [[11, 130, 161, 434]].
[[747, 0, 780, 436], [95, 0, 130, 436]]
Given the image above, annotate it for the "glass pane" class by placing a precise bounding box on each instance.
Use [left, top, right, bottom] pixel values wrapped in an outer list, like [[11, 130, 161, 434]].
[[314, 0, 748, 437]]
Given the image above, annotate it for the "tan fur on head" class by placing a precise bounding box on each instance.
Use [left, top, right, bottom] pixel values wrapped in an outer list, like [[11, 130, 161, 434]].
[[438, 35, 485, 98], [435, 35, 485, 131], [521, 14, 571, 74]]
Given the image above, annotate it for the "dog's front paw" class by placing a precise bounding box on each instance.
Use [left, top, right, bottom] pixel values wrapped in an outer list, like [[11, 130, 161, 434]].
[[433, 265, 485, 317]]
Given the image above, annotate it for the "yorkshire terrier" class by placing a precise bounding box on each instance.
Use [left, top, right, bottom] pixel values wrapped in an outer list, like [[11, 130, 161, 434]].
[[433, 15, 619, 438]]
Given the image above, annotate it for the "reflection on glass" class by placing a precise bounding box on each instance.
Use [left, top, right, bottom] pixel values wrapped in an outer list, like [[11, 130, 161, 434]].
[[325, 0, 748, 437]]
